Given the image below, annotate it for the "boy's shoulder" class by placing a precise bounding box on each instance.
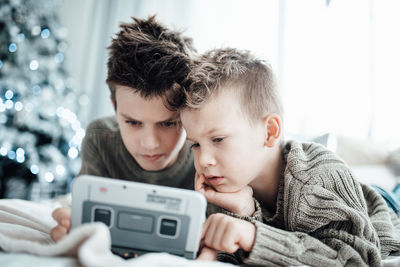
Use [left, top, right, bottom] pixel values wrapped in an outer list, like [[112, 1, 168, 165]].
[[86, 116, 119, 134], [283, 140, 350, 184]]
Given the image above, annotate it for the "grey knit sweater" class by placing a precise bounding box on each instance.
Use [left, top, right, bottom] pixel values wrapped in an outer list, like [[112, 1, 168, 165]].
[[218, 141, 400, 266], [78, 116, 195, 189]]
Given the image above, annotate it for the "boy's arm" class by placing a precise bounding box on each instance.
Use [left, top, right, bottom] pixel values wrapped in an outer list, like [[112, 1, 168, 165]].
[[242, 184, 389, 266], [204, 172, 399, 266], [204, 199, 381, 267], [78, 131, 110, 177]]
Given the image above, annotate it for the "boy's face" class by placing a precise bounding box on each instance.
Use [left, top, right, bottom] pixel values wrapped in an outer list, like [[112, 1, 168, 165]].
[[181, 88, 269, 193], [114, 85, 186, 171]]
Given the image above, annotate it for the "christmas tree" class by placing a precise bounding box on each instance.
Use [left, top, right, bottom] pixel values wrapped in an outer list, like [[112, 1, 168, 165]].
[[0, 0, 84, 200]]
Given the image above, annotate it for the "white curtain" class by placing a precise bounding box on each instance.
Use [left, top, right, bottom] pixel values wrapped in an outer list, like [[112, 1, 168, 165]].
[[60, 0, 400, 149]]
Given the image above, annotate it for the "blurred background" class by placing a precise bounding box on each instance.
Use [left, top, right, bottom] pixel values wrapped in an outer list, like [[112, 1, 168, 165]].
[[1, 0, 400, 200]]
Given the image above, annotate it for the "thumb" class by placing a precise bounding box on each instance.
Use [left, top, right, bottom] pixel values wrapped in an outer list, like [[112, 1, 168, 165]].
[[197, 246, 218, 261]]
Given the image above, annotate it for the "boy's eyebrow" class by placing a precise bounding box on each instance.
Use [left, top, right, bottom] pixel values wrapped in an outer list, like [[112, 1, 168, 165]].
[[120, 113, 179, 123], [185, 127, 223, 143], [186, 137, 196, 143], [205, 127, 223, 135]]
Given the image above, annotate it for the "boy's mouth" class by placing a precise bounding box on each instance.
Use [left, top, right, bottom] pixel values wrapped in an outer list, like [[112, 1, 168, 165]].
[[204, 175, 225, 186], [142, 154, 163, 162]]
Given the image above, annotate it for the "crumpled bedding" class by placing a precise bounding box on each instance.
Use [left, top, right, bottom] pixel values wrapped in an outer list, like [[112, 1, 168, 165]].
[[0, 199, 231, 267]]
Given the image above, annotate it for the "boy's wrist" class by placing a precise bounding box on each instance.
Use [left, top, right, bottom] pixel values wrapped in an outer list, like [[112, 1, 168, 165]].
[[225, 198, 255, 217], [236, 200, 255, 217]]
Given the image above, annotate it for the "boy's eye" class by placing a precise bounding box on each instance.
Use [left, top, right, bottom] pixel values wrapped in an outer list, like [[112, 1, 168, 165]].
[[190, 143, 200, 149], [126, 120, 141, 126], [160, 121, 178, 127], [213, 137, 224, 143]]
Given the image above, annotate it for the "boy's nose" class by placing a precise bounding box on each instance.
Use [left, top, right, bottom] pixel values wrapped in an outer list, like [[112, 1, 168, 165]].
[[140, 129, 160, 150], [198, 149, 216, 168]]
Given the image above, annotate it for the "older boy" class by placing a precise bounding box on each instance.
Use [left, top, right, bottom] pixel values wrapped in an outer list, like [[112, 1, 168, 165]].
[[172, 48, 400, 266], [50, 16, 196, 241]]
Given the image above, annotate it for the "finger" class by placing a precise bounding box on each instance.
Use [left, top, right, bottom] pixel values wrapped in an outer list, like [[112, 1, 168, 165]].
[[204, 215, 220, 249], [214, 224, 229, 251], [238, 221, 257, 251], [209, 214, 237, 253], [194, 172, 201, 191], [221, 220, 240, 253], [201, 215, 212, 240], [52, 207, 71, 229], [197, 246, 218, 261], [202, 187, 218, 201], [194, 172, 205, 193], [50, 225, 68, 242]]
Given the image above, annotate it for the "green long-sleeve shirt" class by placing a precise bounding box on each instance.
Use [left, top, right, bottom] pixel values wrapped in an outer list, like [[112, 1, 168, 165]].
[[78, 116, 195, 189]]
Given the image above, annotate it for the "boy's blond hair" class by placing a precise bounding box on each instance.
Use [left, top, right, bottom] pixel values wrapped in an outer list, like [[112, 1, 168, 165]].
[[169, 48, 283, 124]]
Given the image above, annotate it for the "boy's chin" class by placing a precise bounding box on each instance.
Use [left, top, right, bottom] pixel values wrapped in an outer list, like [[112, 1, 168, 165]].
[[212, 184, 243, 194]]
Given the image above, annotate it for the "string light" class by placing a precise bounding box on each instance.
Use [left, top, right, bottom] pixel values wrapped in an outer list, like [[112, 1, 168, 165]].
[[32, 85, 41, 95], [0, 114, 6, 124], [55, 53, 64, 63], [0, 147, 7, 156], [31, 26, 41, 36], [7, 150, 16, 160], [17, 33, 25, 42], [68, 147, 78, 159], [56, 165, 65, 176], [30, 165, 39, 175], [44, 172, 54, 183], [5, 90, 14, 99], [14, 101, 23, 111], [8, 43, 17, 52], [5, 100, 13, 109], [29, 60, 39, 70], [41, 28, 50, 39]]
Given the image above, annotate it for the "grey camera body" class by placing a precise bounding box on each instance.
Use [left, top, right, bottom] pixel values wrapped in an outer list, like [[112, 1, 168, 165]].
[[71, 175, 206, 259]]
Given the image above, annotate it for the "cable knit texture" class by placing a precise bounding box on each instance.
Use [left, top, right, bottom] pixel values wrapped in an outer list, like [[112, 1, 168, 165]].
[[78, 116, 195, 189], [211, 141, 400, 266]]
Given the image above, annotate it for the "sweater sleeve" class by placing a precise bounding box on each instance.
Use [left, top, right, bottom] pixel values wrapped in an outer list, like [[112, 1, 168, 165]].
[[221, 198, 263, 222], [78, 131, 110, 177], [244, 169, 383, 267]]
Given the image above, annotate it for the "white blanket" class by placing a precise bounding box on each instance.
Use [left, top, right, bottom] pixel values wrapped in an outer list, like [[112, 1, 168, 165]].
[[1, 199, 400, 267], [0, 199, 231, 267]]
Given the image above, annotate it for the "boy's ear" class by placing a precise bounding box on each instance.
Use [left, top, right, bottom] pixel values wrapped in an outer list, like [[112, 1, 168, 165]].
[[263, 113, 282, 148]]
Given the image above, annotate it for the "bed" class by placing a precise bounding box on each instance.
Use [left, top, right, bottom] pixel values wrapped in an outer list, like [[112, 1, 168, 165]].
[[1, 135, 400, 266]]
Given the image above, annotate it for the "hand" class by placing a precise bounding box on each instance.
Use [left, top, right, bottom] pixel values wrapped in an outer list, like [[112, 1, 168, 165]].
[[50, 207, 71, 242], [195, 172, 255, 216], [197, 213, 256, 259], [197, 246, 218, 261]]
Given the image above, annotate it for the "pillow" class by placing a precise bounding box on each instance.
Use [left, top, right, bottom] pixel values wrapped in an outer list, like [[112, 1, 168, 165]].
[[387, 148, 400, 176]]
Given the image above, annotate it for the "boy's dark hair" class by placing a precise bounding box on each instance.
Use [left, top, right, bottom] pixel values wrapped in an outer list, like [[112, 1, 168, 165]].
[[168, 48, 283, 124], [106, 15, 195, 108]]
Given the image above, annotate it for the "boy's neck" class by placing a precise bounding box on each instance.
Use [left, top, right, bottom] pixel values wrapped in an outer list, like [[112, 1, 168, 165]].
[[250, 144, 283, 213]]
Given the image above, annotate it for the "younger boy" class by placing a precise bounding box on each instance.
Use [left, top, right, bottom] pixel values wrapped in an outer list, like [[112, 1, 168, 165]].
[[171, 48, 400, 266], [50, 16, 196, 241]]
